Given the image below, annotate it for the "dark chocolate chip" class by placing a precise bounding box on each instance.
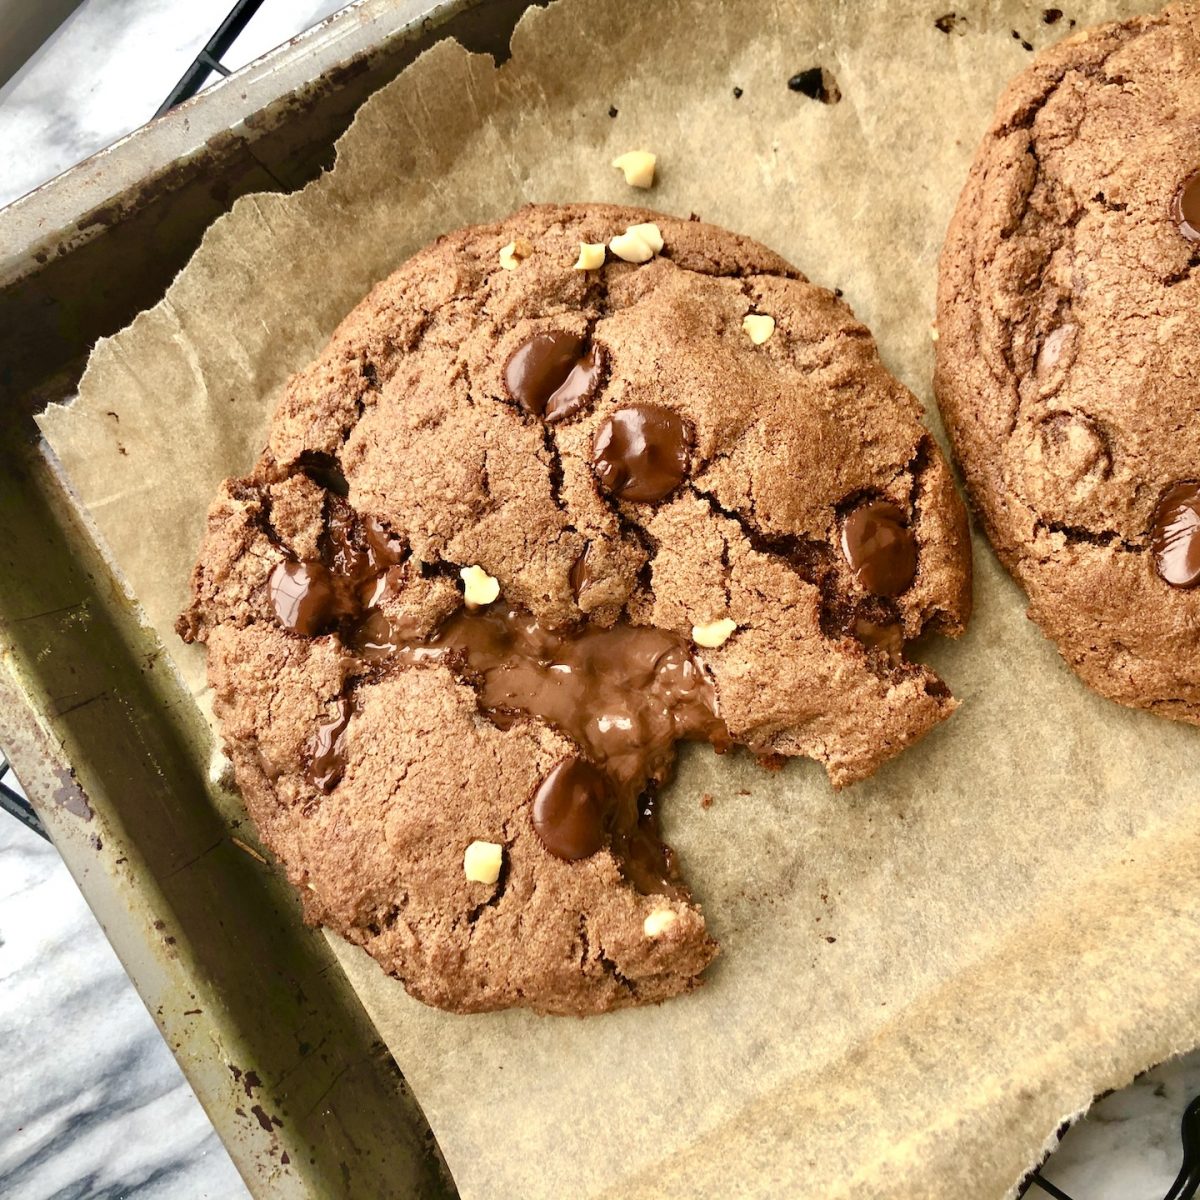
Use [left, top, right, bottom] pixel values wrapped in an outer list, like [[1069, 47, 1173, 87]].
[[531, 758, 611, 860], [306, 698, 353, 792], [1043, 8, 1063, 23], [934, 12, 963, 33], [1152, 482, 1200, 587], [840, 502, 918, 596], [1174, 171, 1200, 241], [608, 105, 618, 118], [787, 66, 841, 105], [504, 331, 604, 421], [732, 86, 743, 99], [268, 561, 336, 635], [591, 404, 691, 503]]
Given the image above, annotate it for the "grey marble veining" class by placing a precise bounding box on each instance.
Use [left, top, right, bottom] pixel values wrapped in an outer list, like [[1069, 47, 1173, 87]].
[[1039, 1049, 1200, 1199]]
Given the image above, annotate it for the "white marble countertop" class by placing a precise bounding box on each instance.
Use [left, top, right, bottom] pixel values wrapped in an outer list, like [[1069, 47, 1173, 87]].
[[1, 2, 1198, 1198]]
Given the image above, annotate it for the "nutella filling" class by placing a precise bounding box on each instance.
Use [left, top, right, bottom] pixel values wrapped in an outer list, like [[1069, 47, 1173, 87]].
[[353, 601, 729, 893]]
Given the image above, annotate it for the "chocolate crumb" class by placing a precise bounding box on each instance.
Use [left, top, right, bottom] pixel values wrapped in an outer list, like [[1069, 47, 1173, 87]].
[[732, 86, 743, 99], [607, 105, 618, 118], [824, 935, 837, 944], [934, 13, 965, 34], [700, 793, 714, 809], [1042, 7, 1063, 22], [787, 66, 841, 105]]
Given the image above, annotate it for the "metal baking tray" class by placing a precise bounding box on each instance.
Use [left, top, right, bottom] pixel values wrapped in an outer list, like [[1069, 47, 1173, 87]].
[[0, 1, 541, 1194]]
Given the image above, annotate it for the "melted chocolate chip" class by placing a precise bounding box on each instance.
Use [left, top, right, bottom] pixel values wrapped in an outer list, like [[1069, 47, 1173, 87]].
[[306, 698, 353, 792], [362, 515, 407, 569], [591, 405, 691, 503], [268, 561, 336, 635], [840, 502, 918, 596], [531, 758, 611, 860], [504, 332, 604, 421], [1152, 482, 1200, 587], [569, 543, 598, 601], [324, 495, 372, 579], [1174, 171, 1200, 241]]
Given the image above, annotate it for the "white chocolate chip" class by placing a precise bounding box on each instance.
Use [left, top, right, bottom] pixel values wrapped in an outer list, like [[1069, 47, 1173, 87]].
[[691, 618, 737, 648], [930, 324, 940, 342], [643, 909, 679, 938], [611, 150, 657, 189], [574, 242, 607, 271], [609, 221, 664, 264], [742, 314, 776, 345], [460, 564, 501, 607], [609, 230, 655, 263], [626, 222, 664, 253], [464, 840, 504, 884], [498, 237, 533, 270]]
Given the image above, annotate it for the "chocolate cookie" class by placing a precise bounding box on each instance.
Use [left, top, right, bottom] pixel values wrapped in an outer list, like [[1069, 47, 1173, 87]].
[[180, 203, 971, 1015], [937, 4, 1200, 721]]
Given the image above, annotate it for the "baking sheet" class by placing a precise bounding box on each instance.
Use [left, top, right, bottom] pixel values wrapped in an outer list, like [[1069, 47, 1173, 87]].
[[37, 1, 1200, 1197]]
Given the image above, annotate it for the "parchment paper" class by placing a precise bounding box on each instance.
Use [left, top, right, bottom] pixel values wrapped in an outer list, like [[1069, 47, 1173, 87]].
[[37, 1, 1200, 1196]]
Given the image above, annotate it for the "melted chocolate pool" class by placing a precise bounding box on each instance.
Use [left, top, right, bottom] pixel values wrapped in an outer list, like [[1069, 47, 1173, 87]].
[[354, 600, 729, 893]]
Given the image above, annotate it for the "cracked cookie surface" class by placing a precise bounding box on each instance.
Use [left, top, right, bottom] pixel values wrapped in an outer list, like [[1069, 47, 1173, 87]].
[[180, 203, 971, 1015], [937, 3, 1200, 721]]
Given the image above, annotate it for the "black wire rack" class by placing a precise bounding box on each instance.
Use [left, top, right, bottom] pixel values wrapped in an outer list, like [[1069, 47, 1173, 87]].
[[153, 0, 268, 117], [3, 2, 1199, 1197]]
